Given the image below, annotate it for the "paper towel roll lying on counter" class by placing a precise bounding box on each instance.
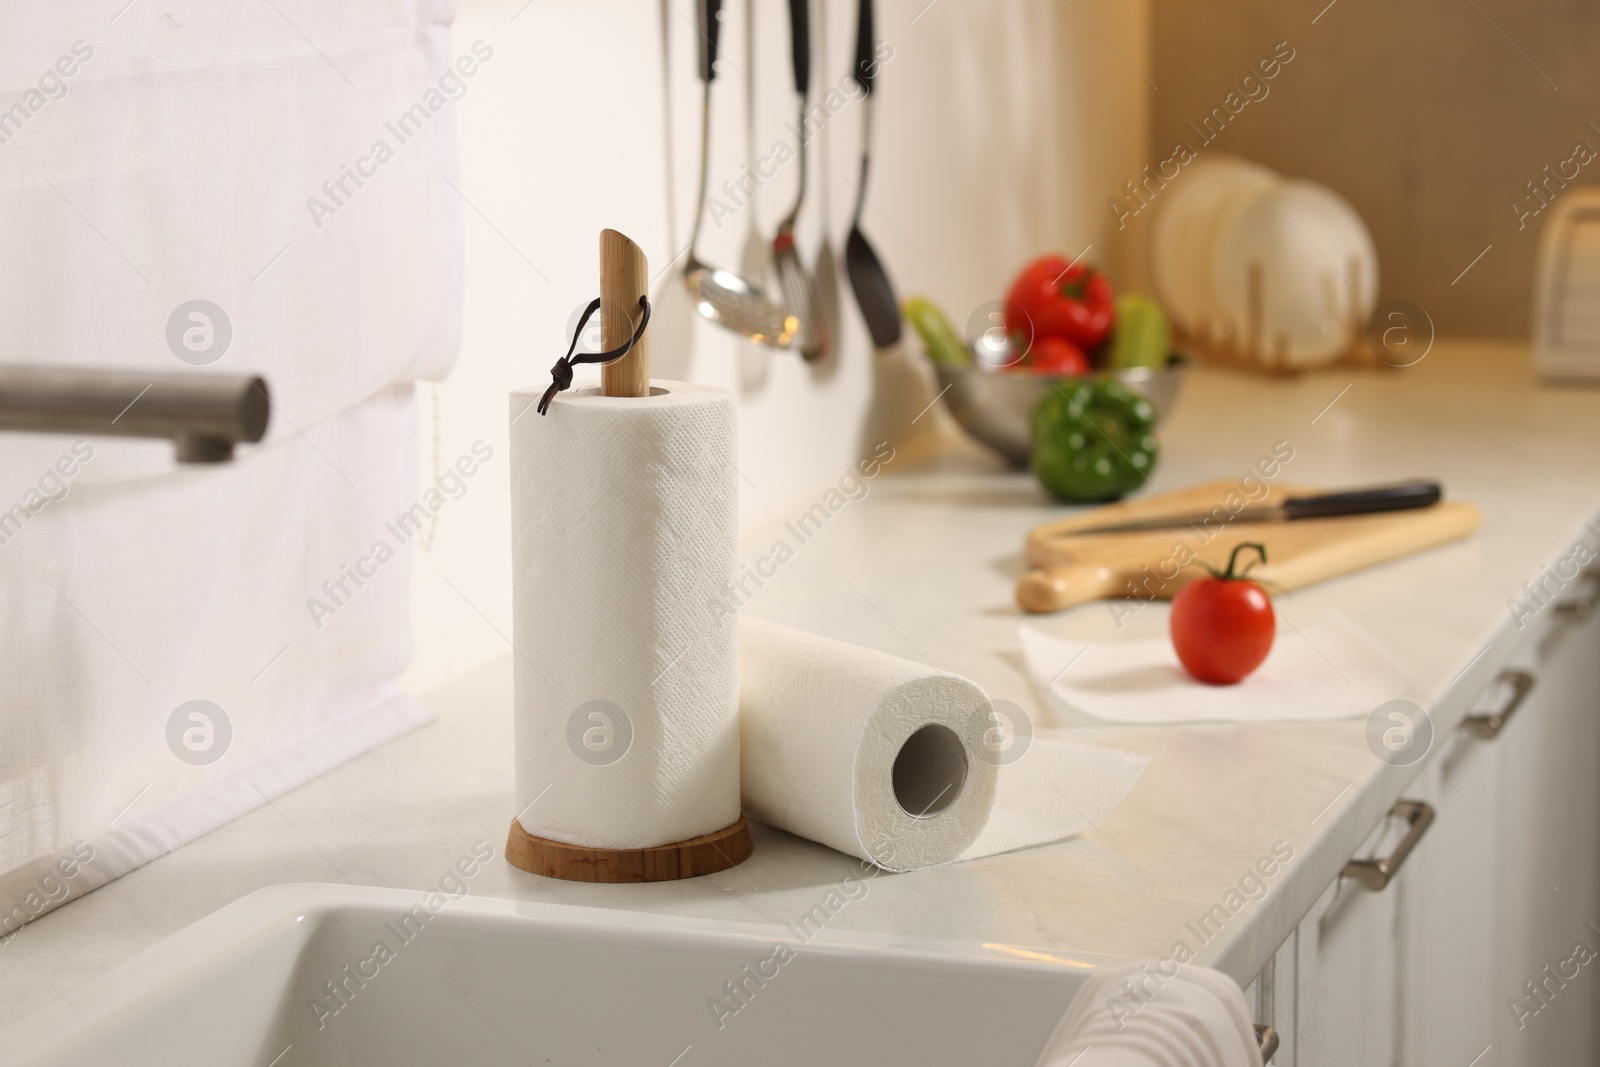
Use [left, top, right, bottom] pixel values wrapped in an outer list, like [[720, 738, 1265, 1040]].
[[510, 381, 740, 851], [740, 619, 1149, 871], [740, 619, 997, 869]]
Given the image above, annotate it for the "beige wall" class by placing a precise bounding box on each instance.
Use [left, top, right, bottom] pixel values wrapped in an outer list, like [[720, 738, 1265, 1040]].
[[402, 0, 1152, 693], [1148, 0, 1595, 338]]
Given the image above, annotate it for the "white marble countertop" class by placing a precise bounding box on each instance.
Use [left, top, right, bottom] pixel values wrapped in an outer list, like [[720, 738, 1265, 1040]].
[[6, 340, 1600, 1018]]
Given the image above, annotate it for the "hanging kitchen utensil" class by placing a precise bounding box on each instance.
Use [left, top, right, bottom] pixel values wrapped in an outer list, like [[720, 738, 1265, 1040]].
[[771, 0, 831, 361], [812, 0, 843, 355], [738, 0, 768, 289], [649, 0, 696, 381], [844, 0, 901, 348], [682, 0, 797, 348]]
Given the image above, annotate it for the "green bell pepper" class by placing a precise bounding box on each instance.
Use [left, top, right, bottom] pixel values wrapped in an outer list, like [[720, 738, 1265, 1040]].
[[1030, 379, 1159, 503]]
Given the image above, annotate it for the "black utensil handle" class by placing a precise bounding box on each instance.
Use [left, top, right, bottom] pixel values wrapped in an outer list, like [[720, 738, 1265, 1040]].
[[788, 0, 810, 95], [699, 0, 723, 83], [1282, 481, 1443, 520], [852, 0, 874, 96]]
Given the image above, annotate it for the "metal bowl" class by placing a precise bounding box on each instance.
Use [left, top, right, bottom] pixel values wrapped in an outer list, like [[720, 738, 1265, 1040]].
[[933, 353, 1190, 468]]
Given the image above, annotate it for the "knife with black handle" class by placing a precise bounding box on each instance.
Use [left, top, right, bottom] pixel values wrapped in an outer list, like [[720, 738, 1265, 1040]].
[[1051, 481, 1444, 538]]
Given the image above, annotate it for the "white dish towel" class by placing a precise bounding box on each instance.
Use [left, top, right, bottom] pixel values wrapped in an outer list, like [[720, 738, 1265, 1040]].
[[0, 0, 463, 931], [1021, 610, 1413, 725], [0, 385, 429, 934], [1035, 963, 1262, 1067], [0, 0, 463, 493]]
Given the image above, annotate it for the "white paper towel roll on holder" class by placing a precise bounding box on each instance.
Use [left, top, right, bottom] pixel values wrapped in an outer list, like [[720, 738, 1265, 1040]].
[[507, 228, 753, 882]]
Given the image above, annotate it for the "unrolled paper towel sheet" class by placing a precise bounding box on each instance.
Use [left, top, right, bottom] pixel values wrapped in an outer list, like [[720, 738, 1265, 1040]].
[[740, 620, 1149, 871], [1020, 610, 1413, 724], [510, 381, 740, 850]]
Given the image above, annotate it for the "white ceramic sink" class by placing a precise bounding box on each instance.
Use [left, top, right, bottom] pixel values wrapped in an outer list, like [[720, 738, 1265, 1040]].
[[3, 884, 1125, 1066]]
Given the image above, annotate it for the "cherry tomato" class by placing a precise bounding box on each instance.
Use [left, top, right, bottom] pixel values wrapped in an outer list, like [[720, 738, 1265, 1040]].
[[1004, 255, 1117, 351], [1024, 336, 1090, 375], [1170, 543, 1276, 685]]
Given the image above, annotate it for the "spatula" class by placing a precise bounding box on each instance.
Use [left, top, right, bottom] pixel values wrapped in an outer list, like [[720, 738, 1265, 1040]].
[[844, 0, 901, 348]]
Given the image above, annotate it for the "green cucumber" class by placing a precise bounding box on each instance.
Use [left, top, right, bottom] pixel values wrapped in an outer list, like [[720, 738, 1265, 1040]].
[[903, 297, 973, 367], [1108, 294, 1170, 370]]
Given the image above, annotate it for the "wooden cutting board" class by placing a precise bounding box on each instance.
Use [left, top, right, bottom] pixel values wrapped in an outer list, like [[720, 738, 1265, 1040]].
[[1016, 479, 1480, 613]]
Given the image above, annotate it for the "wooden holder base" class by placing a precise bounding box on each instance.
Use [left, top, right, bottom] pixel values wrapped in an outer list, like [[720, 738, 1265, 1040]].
[[505, 816, 753, 883]]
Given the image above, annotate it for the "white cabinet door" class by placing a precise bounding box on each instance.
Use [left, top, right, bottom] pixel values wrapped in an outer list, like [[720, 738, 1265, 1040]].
[[1295, 816, 1405, 1067], [1300, 576, 1600, 1066], [1398, 725, 1498, 1067], [1248, 934, 1297, 1066], [1493, 600, 1600, 1063]]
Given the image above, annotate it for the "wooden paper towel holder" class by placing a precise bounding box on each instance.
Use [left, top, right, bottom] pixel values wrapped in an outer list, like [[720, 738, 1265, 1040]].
[[506, 816, 754, 883], [505, 228, 753, 883]]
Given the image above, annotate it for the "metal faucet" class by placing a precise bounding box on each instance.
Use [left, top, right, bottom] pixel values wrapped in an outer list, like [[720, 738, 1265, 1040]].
[[0, 366, 269, 462]]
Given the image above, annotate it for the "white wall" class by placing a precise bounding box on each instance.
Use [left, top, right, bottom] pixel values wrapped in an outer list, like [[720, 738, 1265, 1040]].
[[401, 0, 1151, 694]]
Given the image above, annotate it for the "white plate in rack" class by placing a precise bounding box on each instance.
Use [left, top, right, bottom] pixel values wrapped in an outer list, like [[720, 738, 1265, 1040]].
[[1209, 178, 1378, 367], [1150, 156, 1279, 338]]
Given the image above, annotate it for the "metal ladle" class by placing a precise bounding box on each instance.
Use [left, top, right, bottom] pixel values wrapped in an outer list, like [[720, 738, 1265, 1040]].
[[844, 0, 901, 348], [683, 0, 797, 348]]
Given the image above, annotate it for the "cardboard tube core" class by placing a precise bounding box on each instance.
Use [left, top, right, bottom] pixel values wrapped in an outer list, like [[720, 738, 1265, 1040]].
[[892, 724, 968, 819]]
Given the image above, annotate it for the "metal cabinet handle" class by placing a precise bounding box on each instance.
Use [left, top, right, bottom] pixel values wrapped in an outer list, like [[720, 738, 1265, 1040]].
[[1536, 568, 1600, 657], [1553, 569, 1600, 623], [1255, 1023, 1279, 1062], [1341, 799, 1434, 892], [1463, 669, 1536, 740]]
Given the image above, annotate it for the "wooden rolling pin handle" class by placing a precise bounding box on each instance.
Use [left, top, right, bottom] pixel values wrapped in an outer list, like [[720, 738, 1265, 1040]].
[[599, 228, 650, 398], [1016, 565, 1125, 614]]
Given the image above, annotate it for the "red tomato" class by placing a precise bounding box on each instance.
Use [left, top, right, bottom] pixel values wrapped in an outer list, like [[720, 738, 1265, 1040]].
[[1024, 336, 1090, 375], [1170, 543, 1276, 685], [1004, 255, 1116, 351]]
